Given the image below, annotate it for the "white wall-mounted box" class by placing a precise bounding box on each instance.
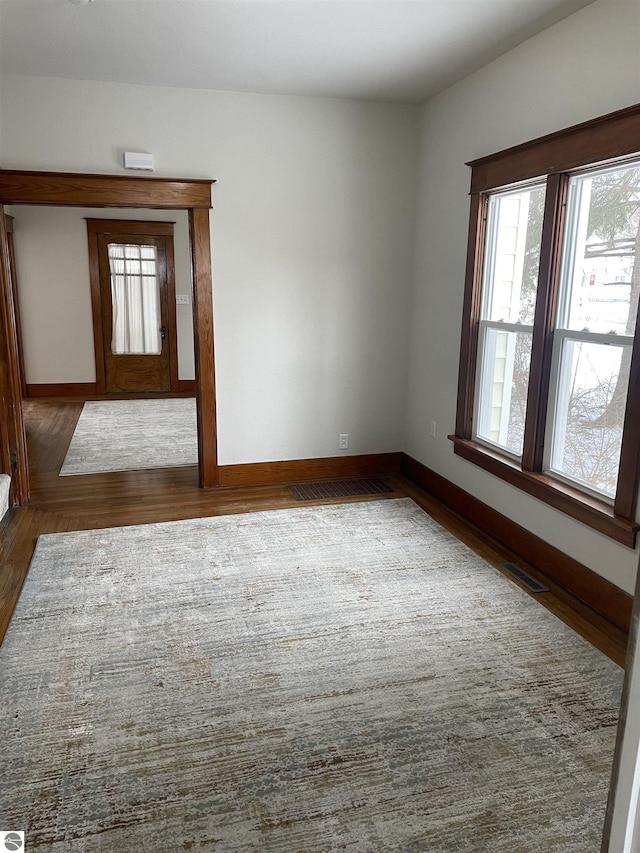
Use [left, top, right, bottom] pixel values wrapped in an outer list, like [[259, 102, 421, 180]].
[[123, 151, 154, 171]]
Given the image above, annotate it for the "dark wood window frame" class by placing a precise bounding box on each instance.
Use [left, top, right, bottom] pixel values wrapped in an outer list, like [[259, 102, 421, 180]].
[[452, 103, 640, 548]]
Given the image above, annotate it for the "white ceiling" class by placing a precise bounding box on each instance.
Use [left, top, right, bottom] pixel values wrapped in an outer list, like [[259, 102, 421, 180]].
[[0, 0, 595, 104]]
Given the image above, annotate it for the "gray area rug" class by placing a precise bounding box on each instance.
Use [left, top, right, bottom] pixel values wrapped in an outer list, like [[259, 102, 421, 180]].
[[59, 398, 198, 475], [0, 499, 622, 851]]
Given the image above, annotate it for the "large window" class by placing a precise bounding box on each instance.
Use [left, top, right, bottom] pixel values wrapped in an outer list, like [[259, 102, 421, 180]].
[[453, 105, 640, 547]]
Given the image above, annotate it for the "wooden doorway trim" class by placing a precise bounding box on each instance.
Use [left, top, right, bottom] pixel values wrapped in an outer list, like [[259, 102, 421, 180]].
[[0, 207, 28, 506], [0, 169, 218, 492], [86, 218, 179, 395], [4, 215, 27, 401]]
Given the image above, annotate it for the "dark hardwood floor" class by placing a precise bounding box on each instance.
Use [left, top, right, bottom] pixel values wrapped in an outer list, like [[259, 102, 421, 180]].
[[0, 398, 628, 666]]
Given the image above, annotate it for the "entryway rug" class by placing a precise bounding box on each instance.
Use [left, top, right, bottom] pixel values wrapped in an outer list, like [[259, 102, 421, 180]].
[[0, 499, 622, 851], [59, 397, 198, 475]]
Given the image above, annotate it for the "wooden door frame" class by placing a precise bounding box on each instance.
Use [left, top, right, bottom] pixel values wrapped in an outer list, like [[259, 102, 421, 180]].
[[86, 218, 180, 395], [4, 215, 27, 401], [0, 209, 28, 506], [0, 169, 218, 493]]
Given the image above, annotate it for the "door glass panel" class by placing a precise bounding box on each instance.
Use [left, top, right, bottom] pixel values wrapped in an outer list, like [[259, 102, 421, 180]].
[[107, 243, 162, 355]]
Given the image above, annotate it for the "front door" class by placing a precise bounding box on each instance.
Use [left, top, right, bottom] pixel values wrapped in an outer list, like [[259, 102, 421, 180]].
[[88, 220, 178, 394]]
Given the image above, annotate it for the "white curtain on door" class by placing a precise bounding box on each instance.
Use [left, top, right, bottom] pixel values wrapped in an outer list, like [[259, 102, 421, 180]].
[[107, 243, 161, 355]]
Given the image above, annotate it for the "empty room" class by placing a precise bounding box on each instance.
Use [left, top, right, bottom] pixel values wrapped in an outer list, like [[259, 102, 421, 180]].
[[1, 0, 639, 850]]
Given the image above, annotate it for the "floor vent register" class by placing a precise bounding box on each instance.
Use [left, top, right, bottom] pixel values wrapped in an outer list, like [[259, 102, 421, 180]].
[[289, 478, 394, 501], [500, 562, 550, 594]]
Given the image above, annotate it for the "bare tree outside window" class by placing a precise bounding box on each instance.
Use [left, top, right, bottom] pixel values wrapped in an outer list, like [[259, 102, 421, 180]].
[[550, 165, 640, 497]]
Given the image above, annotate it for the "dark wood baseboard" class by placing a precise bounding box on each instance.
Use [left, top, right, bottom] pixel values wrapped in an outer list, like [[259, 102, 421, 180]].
[[27, 382, 98, 397], [26, 382, 196, 400], [401, 453, 633, 633], [219, 452, 402, 488]]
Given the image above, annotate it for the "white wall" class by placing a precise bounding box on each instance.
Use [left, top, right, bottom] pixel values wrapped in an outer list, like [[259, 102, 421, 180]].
[[7, 206, 194, 383], [406, 0, 640, 593], [0, 77, 419, 465]]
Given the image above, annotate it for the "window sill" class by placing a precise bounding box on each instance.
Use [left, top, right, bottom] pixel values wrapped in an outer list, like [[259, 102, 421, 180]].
[[449, 435, 639, 548]]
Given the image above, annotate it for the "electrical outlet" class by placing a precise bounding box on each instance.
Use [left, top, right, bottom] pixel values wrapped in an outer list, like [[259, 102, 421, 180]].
[[339, 434, 349, 450], [176, 294, 191, 305], [430, 420, 437, 438]]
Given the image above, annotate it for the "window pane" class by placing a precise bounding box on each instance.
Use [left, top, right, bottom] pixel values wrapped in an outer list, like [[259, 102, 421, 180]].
[[548, 340, 631, 499], [482, 185, 545, 324], [108, 243, 161, 355], [475, 328, 532, 457], [559, 163, 640, 336]]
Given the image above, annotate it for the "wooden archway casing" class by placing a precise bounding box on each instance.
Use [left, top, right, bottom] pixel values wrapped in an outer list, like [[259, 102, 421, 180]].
[[0, 169, 218, 499]]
